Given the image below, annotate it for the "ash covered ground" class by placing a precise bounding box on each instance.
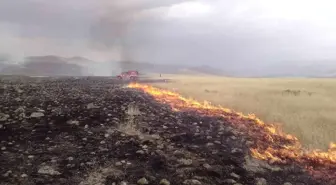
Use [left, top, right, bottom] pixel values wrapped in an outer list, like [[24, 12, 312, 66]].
[[0, 76, 332, 185]]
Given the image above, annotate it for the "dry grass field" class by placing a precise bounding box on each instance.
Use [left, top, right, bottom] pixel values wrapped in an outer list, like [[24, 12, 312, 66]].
[[152, 74, 336, 150]]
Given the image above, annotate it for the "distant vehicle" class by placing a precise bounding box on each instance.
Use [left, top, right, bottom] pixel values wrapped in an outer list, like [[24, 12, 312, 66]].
[[116, 70, 139, 81]]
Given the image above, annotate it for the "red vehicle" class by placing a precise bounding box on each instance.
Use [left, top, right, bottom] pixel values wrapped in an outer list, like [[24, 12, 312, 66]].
[[116, 70, 139, 81]]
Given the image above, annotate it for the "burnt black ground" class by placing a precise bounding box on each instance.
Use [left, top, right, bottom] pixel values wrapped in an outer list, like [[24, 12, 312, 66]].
[[0, 76, 333, 185]]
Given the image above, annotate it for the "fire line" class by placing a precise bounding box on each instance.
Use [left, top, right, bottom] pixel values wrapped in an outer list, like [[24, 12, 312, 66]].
[[128, 83, 336, 180]]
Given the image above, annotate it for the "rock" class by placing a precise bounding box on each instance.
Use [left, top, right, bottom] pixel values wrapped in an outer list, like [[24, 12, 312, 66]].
[[67, 157, 74, 161], [28, 155, 34, 159], [21, 174, 28, 178], [30, 112, 44, 118], [160, 179, 171, 185], [0, 113, 10, 121], [37, 108, 45, 113], [142, 145, 148, 149], [87, 103, 99, 109], [163, 125, 168, 129], [120, 181, 127, 185], [0, 124, 3, 129], [283, 183, 292, 185], [3, 170, 12, 177], [214, 140, 221, 144], [178, 158, 193, 166], [67, 120, 80, 125], [84, 124, 89, 129], [224, 179, 237, 184], [230, 172, 240, 179], [137, 177, 149, 185], [206, 143, 214, 147], [51, 159, 57, 163], [115, 162, 122, 166], [183, 179, 202, 185], [203, 163, 211, 169], [38, 165, 61, 176], [136, 150, 145, 155], [14, 98, 22, 101], [1, 147, 6, 150], [255, 178, 267, 185], [14, 107, 25, 113]]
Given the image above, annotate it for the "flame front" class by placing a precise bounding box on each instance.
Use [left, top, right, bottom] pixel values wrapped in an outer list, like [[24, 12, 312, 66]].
[[128, 83, 336, 180]]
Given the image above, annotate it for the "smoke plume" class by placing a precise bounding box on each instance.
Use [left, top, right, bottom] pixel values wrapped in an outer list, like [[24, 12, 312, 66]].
[[88, 1, 188, 73]]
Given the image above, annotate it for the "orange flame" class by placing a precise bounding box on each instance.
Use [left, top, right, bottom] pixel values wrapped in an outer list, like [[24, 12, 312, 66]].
[[128, 83, 336, 179]]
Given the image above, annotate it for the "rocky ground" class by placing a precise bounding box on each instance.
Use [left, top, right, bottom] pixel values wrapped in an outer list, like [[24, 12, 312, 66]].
[[0, 76, 333, 185]]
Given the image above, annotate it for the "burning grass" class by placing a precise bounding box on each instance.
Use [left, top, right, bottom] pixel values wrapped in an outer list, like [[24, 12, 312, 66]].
[[128, 83, 336, 181], [151, 75, 336, 150]]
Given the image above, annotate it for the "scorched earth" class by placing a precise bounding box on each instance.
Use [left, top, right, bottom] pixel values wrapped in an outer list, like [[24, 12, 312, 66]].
[[0, 76, 334, 185]]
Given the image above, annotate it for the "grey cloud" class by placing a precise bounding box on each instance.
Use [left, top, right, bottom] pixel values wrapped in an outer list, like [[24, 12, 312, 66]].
[[1, 0, 336, 76]]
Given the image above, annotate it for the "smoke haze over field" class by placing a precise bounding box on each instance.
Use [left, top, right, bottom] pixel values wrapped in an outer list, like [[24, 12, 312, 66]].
[[2, 0, 336, 76]]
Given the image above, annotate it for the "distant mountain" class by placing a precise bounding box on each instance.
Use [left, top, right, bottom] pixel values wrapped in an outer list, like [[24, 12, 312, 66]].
[[1, 55, 224, 76], [0, 55, 86, 76], [114, 61, 223, 75]]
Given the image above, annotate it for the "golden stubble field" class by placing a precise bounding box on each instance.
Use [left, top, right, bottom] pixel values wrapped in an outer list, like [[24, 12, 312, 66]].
[[152, 74, 336, 150]]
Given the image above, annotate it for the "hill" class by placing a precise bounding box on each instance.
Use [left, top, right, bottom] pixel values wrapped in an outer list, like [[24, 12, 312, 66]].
[[0, 55, 85, 76], [1, 55, 224, 76]]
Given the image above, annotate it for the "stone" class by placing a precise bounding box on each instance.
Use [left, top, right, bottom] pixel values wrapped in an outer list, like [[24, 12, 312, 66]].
[[120, 181, 127, 185], [178, 158, 193, 166], [214, 140, 221, 144], [136, 150, 145, 155], [183, 179, 202, 185], [206, 143, 214, 147], [283, 183, 292, 185], [137, 177, 149, 185], [87, 103, 99, 109], [203, 163, 211, 169], [38, 165, 61, 176], [160, 179, 171, 185], [3, 170, 12, 177], [67, 120, 80, 125], [21, 174, 28, 178], [30, 112, 44, 118], [224, 179, 236, 184], [255, 178, 267, 185], [230, 172, 240, 179], [0, 113, 10, 121]]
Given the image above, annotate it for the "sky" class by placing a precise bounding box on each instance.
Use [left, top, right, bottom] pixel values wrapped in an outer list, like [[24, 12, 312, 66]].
[[1, 0, 336, 72]]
